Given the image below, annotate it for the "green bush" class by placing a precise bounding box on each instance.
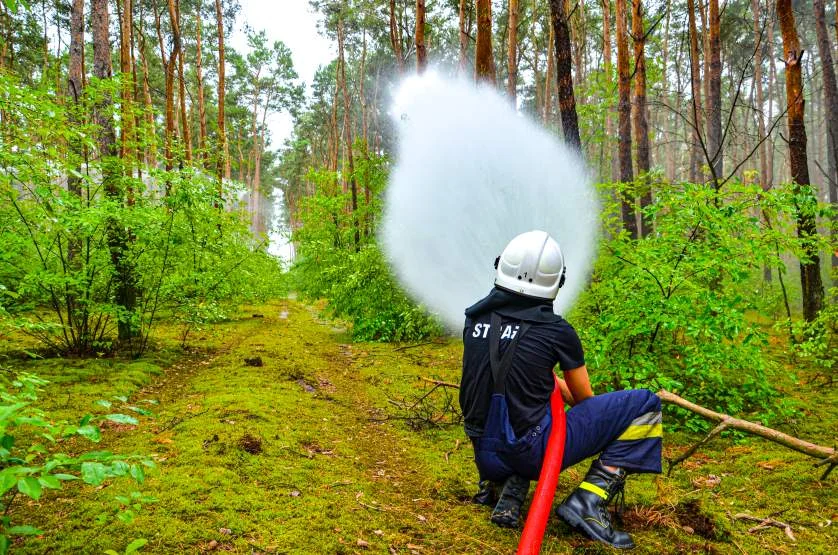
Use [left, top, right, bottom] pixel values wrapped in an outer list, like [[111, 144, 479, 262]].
[[0, 371, 153, 553], [289, 160, 441, 341], [570, 180, 832, 426], [0, 73, 283, 356]]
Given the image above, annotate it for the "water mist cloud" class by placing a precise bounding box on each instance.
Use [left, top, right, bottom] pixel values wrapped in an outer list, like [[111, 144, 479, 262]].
[[382, 72, 598, 331]]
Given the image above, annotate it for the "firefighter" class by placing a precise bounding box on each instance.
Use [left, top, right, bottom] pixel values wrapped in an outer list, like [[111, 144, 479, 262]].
[[460, 230, 662, 549]]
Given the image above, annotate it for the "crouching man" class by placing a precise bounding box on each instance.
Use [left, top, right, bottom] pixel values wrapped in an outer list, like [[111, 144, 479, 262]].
[[459, 230, 662, 550]]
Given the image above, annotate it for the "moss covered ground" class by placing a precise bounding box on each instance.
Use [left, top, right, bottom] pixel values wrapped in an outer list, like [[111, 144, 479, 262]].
[[4, 299, 836, 554]]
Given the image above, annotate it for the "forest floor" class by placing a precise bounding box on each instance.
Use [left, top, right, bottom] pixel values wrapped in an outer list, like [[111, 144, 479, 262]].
[[4, 298, 836, 554]]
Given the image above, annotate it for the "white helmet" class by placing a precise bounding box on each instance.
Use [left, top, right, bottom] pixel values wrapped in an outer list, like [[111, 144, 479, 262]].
[[494, 230, 566, 300]]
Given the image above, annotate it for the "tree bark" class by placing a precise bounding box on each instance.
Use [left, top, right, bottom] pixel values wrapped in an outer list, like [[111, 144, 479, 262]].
[[68, 0, 84, 200], [813, 0, 838, 268], [686, 0, 704, 184], [119, 0, 133, 165], [415, 0, 427, 73], [706, 0, 722, 184], [137, 15, 156, 168], [458, 0, 468, 73], [196, 8, 208, 166], [752, 0, 772, 282], [475, 0, 496, 83], [616, 0, 636, 238], [549, 0, 581, 151], [543, 21, 555, 124], [172, 0, 191, 163], [632, 0, 651, 237], [507, 0, 519, 103], [93, 0, 135, 342], [777, 0, 824, 321], [215, 0, 227, 188], [390, 0, 404, 74], [337, 17, 360, 251], [602, 0, 617, 181]]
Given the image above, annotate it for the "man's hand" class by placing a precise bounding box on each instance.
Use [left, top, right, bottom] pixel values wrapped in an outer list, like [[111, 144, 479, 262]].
[[556, 377, 576, 406]]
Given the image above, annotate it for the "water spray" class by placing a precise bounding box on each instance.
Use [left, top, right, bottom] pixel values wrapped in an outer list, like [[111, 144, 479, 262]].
[[382, 72, 599, 330]]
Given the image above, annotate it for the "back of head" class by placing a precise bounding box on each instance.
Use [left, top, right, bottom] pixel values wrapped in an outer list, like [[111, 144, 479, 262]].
[[495, 230, 565, 300]]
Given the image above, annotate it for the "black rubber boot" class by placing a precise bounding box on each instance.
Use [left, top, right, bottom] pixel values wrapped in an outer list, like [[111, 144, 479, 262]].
[[472, 480, 498, 507], [555, 460, 635, 549], [490, 474, 530, 528]]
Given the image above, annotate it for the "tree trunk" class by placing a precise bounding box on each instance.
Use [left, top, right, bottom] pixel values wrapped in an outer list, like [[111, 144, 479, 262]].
[[813, 0, 838, 268], [632, 0, 651, 237], [507, 0, 519, 102], [93, 0, 135, 342], [119, 0, 133, 165], [543, 22, 555, 124], [616, 0, 636, 238], [137, 16, 156, 168], [415, 0, 427, 73], [390, 0, 404, 74], [687, 0, 704, 184], [752, 0, 772, 282], [337, 17, 360, 251], [68, 0, 84, 201], [196, 9, 208, 166], [172, 0, 190, 163], [602, 0, 617, 181], [549, 0, 581, 151], [475, 0, 496, 83], [706, 0, 722, 184], [215, 0, 227, 189], [777, 0, 824, 321], [458, 0, 468, 72]]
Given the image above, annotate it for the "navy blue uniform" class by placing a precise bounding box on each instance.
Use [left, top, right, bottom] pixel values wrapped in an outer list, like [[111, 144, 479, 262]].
[[460, 288, 662, 482]]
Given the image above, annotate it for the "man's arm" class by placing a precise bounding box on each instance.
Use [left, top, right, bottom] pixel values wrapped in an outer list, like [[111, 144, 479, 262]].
[[560, 365, 594, 405]]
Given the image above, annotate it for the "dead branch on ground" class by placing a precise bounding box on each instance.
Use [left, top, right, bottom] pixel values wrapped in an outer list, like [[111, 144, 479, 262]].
[[658, 390, 837, 479], [733, 513, 796, 542]]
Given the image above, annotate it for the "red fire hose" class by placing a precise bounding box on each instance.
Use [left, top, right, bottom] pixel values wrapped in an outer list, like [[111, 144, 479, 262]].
[[516, 375, 566, 555]]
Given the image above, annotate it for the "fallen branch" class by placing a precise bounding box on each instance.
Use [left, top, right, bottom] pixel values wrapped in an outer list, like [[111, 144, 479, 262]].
[[420, 377, 460, 388], [734, 513, 796, 542], [658, 389, 837, 479]]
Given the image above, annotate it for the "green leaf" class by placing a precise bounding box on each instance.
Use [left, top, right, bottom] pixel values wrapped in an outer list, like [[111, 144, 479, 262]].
[[129, 464, 145, 483], [5, 525, 43, 536], [126, 406, 153, 416], [16, 477, 42, 500], [38, 475, 61, 489], [95, 400, 112, 409], [52, 473, 78, 481], [80, 462, 107, 486], [0, 535, 8, 555], [79, 414, 92, 426], [0, 471, 18, 496], [125, 538, 148, 554], [104, 551, 120, 555], [76, 424, 101, 442], [111, 460, 129, 476], [0, 403, 27, 423], [105, 414, 138, 426], [116, 510, 135, 524]]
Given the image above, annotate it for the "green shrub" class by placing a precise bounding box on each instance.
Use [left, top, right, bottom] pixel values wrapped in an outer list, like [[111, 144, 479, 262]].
[[289, 160, 441, 341], [0, 73, 283, 356], [0, 371, 153, 553], [570, 180, 832, 426]]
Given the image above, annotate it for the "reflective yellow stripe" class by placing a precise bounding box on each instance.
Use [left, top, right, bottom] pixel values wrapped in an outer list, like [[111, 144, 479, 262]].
[[579, 481, 608, 500], [617, 423, 663, 441]]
